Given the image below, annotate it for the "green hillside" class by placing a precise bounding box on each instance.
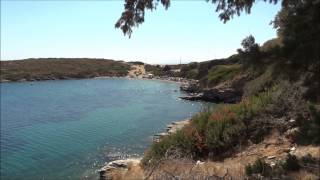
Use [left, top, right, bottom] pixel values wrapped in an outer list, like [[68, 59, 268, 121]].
[[0, 58, 130, 82]]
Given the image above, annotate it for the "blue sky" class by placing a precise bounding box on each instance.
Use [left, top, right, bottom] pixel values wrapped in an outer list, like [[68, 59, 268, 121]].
[[1, 1, 281, 64]]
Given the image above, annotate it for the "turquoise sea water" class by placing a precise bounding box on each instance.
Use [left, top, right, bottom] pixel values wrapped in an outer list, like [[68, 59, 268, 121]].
[[0, 78, 208, 180]]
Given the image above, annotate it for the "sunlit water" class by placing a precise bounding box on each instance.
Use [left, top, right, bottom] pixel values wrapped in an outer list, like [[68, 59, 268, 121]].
[[0, 78, 210, 179]]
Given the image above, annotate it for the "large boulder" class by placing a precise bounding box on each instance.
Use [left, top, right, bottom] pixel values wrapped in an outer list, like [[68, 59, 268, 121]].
[[201, 88, 242, 103], [180, 82, 200, 93]]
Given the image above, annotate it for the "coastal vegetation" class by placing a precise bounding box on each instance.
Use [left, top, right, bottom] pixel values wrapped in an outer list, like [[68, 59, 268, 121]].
[[142, 89, 275, 166], [2, 0, 319, 179], [0, 58, 130, 82], [111, 0, 320, 178]]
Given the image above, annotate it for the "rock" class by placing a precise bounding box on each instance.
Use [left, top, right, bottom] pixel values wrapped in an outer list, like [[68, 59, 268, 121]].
[[180, 93, 203, 101], [267, 156, 276, 160], [290, 146, 296, 152], [153, 119, 190, 142], [289, 119, 295, 123], [180, 82, 200, 93], [180, 88, 242, 103], [99, 159, 141, 180], [196, 160, 205, 166], [284, 128, 300, 140]]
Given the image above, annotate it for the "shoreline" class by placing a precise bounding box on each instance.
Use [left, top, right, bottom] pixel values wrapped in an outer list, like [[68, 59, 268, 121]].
[[98, 118, 191, 180], [0, 75, 194, 86]]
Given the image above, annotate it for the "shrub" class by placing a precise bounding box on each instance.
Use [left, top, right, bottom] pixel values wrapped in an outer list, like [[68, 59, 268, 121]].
[[141, 127, 198, 166], [207, 64, 242, 86], [245, 159, 271, 176], [282, 154, 300, 171], [230, 90, 273, 121], [296, 104, 320, 145], [143, 90, 274, 167], [191, 110, 211, 134], [205, 117, 244, 154], [301, 154, 317, 165]]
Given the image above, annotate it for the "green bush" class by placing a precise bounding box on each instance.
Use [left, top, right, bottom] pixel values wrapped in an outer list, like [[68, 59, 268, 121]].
[[141, 128, 197, 166], [143, 91, 274, 167], [191, 110, 211, 134], [205, 118, 244, 154], [207, 64, 242, 86], [282, 154, 300, 171], [296, 104, 320, 145], [245, 158, 271, 176]]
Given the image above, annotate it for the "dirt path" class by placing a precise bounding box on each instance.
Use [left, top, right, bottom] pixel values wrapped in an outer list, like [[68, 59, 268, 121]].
[[128, 65, 146, 78]]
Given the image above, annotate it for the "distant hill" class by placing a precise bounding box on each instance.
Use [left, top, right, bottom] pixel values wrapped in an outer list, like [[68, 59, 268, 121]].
[[0, 58, 130, 82]]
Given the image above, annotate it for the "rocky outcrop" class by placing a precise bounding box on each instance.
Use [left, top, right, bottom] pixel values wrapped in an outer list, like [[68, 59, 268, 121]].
[[180, 81, 200, 93], [180, 88, 242, 103], [180, 75, 248, 103], [99, 159, 141, 180], [153, 119, 190, 142]]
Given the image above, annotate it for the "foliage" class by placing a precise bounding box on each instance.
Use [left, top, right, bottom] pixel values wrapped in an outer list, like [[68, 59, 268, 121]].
[[243, 63, 280, 97], [237, 35, 261, 67], [142, 90, 274, 167], [205, 109, 245, 154], [141, 127, 198, 166], [162, 65, 171, 72], [144, 64, 164, 76], [179, 58, 239, 87], [273, 0, 320, 68], [129, 61, 144, 65], [145, 64, 181, 77], [180, 62, 199, 79], [115, 0, 278, 37], [282, 154, 300, 171], [0, 58, 130, 81], [245, 158, 271, 176], [260, 37, 283, 53], [296, 104, 320, 145], [207, 64, 242, 86]]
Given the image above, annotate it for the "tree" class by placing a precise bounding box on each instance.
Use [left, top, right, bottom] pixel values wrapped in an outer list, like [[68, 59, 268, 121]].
[[239, 35, 259, 54], [273, 0, 320, 67], [163, 65, 171, 72], [115, 0, 279, 37], [115, 0, 319, 70], [237, 35, 260, 66]]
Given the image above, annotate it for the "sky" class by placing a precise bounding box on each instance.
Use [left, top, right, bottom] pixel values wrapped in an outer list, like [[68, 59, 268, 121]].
[[1, 0, 281, 64]]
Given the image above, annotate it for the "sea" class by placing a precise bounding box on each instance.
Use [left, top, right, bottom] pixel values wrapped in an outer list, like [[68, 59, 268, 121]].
[[0, 78, 210, 179]]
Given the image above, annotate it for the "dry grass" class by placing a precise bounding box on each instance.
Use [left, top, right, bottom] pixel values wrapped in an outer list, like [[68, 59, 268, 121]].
[[106, 130, 319, 179]]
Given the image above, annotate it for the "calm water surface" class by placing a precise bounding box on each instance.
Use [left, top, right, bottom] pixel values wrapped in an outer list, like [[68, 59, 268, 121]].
[[1, 78, 209, 179]]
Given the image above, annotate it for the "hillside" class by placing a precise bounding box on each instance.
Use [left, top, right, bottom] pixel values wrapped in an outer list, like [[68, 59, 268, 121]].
[[102, 45, 320, 179], [101, 24, 320, 180], [0, 58, 130, 82]]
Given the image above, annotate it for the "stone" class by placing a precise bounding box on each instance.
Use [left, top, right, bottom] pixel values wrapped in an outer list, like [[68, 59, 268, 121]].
[[99, 159, 141, 180], [267, 156, 276, 160], [289, 119, 295, 123]]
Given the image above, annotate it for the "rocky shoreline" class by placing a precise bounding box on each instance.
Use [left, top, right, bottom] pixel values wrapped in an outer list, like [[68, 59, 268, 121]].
[[153, 119, 190, 142], [98, 119, 191, 180], [179, 74, 248, 103]]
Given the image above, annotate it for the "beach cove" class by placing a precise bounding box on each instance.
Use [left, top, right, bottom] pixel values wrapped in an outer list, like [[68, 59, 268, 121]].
[[0, 78, 210, 179]]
